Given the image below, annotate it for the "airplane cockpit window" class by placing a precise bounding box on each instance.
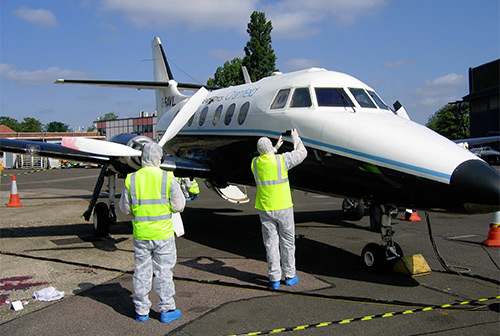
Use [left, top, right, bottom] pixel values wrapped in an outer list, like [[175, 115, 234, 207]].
[[315, 88, 354, 107], [367, 90, 390, 110], [213, 104, 223, 126], [349, 88, 376, 108], [271, 89, 290, 109], [290, 88, 312, 108], [224, 103, 236, 125], [199, 106, 209, 126], [238, 102, 250, 125]]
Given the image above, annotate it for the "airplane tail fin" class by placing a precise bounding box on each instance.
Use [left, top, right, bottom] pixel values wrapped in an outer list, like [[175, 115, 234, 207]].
[[151, 37, 188, 120]]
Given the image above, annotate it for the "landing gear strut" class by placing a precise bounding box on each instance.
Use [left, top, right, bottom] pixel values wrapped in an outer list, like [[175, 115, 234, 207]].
[[84, 166, 116, 237], [361, 205, 403, 270]]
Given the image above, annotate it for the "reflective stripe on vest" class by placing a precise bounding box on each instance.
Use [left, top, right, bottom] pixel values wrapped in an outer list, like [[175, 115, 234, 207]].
[[252, 154, 293, 211], [125, 167, 174, 240]]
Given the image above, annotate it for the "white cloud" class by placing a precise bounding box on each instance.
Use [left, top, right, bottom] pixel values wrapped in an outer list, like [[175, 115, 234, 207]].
[[1, 65, 91, 86], [414, 73, 467, 108], [14, 7, 58, 27], [264, 0, 388, 38], [283, 58, 321, 71], [100, 0, 388, 38], [101, 0, 258, 32]]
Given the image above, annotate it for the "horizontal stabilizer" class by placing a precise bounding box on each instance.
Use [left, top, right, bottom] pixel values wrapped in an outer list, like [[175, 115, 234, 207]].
[[55, 79, 217, 92]]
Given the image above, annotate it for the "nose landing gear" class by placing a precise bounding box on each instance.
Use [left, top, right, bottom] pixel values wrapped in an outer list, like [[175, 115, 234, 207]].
[[361, 205, 403, 270]]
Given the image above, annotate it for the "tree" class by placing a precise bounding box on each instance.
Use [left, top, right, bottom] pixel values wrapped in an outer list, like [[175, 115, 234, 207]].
[[243, 11, 277, 82], [99, 112, 119, 121], [207, 11, 277, 87], [19, 117, 43, 132], [207, 58, 244, 87], [0, 116, 20, 131], [426, 102, 469, 140], [45, 121, 70, 132]]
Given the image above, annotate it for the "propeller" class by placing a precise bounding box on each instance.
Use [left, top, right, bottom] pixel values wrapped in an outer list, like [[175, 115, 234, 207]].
[[62, 137, 142, 156], [158, 87, 208, 148], [62, 87, 208, 157]]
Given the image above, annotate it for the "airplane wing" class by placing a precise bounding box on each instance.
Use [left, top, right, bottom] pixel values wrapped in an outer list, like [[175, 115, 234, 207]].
[[160, 156, 211, 177], [454, 135, 500, 147], [0, 138, 110, 165], [54, 79, 218, 92]]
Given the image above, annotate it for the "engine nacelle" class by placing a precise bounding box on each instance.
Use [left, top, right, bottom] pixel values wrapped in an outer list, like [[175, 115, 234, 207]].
[[107, 133, 155, 176]]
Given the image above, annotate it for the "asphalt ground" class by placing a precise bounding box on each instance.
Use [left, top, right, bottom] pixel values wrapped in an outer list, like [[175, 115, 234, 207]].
[[0, 166, 499, 336]]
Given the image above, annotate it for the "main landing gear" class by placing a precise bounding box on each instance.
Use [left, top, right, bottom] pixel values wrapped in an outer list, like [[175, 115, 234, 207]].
[[361, 205, 403, 270], [83, 166, 116, 237]]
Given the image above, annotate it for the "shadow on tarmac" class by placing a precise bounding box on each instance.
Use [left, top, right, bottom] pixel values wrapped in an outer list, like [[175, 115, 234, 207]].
[[2, 206, 419, 287], [75, 282, 135, 319], [179, 207, 419, 288]]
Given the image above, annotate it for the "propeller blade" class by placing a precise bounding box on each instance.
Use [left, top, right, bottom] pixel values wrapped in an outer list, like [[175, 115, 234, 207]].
[[62, 137, 142, 157], [158, 87, 209, 147]]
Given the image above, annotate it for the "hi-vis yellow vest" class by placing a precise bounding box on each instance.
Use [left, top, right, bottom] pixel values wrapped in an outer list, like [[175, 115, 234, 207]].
[[251, 154, 292, 211], [125, 167, 174, 240]]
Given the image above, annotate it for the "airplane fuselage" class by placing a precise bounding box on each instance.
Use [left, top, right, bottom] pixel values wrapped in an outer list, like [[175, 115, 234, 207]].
[[158, 68, 499, 214]]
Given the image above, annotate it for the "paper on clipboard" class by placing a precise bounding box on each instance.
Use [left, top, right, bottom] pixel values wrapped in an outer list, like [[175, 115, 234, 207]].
[[173, 212, 185, 237]]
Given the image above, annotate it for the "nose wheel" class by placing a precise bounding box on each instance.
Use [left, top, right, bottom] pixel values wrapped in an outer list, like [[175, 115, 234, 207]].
[[361, 205, 403, 270]]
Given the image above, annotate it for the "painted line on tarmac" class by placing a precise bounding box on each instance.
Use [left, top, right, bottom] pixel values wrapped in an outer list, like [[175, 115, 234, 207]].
[[224, 296, 500, 336]]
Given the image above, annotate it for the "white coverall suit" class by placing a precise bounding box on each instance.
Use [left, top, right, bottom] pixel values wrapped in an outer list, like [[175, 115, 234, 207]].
[[253, 131, 307, 283], [119, 143, 185, 318]]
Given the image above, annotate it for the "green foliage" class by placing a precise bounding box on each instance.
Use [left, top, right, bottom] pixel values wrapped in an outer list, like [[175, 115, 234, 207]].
[[45, 121, 70, 132], [99, 112, 119, 121], [19, 117, 43, 132], [243, 11, 277, 82], [207, 58, 245, 87], [426, 103, 470, 140], [0, 116, 20, 131], [207, 11, 277, 87]]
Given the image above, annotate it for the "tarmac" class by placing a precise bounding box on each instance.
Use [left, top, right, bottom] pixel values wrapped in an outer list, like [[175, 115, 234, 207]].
[[0, 167, 499, 335]]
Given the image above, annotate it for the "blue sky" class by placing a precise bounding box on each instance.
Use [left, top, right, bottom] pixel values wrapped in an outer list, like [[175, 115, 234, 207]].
[[1, 0, 498, 130]]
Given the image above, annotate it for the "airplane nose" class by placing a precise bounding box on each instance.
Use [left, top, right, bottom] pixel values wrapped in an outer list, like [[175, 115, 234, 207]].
[[450, 159, 500, 213]]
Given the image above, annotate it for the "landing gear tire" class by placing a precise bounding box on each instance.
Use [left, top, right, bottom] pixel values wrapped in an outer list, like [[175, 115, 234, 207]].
[[93, 202, 111, 238], [342, 199, 365, 221], [361, 243, 384, 270]]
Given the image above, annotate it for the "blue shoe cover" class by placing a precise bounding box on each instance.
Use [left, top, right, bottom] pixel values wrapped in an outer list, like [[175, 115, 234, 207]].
[[161, 309, 182, 323], [285, 275, 299, 286], [269, 280, 280, 290], [135, 313, 149, 322]]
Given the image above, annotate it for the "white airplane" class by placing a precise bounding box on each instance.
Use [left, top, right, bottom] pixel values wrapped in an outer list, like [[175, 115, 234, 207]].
[[1, 37, 499, 270]]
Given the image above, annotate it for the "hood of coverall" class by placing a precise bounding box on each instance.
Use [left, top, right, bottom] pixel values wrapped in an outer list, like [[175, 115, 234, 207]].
[[141, 142, 164, 167], [257, 137, 276, 155]]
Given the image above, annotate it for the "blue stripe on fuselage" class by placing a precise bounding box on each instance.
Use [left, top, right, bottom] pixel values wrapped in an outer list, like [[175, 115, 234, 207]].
[[177, 128, 451, 181]]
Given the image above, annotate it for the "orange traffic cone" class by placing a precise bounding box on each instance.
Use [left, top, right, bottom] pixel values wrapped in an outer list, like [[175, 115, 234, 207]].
[[482, 212, 500, 247], [6, 174, 23, 207], [401, 209, 421, 222]]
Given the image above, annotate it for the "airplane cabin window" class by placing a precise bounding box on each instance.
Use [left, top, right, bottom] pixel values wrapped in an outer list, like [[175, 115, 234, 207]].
[[367, 90, 390, 110], [187, 113, 195, 126], [224, 103, 236, 125], [238, 102, 250, 125], [199, 106, 209, 126], [290, 88, 312, 108], [349, 88, 376, 108], [213, 104, 223, 126], [315, 88, 354, 107], [271, 89, 290, 109]]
